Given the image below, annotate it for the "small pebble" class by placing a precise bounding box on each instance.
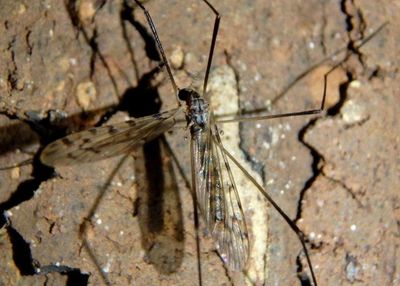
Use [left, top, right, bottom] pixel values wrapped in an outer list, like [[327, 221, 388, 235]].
[[170, 46, 184, 69], [76, 81, 96, 110]]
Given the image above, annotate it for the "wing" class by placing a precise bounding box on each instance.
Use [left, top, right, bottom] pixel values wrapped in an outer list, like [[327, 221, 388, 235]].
[[191, 116, 249, 270], [41, 108, 180, 166], [208, 123, 249, 270]]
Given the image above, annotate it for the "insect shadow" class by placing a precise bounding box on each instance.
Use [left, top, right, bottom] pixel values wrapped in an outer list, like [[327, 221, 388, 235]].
[[41, 0, 324, 284], [64, 0, 187, 280], [0, 0, 185, 283], [1, 0, 386, 285]]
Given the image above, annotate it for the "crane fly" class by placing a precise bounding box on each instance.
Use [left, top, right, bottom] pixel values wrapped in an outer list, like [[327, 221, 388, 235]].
[[40, 0, 386, 284]]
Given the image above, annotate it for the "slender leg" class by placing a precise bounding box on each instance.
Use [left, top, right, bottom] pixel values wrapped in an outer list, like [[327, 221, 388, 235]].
[[162, 137, 203, 286], [133, 0, 180, 103], [210, 22, 387, 286], [80, 155, 131, 286], [212, 129, 318, 286], [216, 22, 388, 124], [200, 0, 221, 100]]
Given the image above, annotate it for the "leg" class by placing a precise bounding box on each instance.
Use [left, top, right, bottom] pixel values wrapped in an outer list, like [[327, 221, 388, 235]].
[[79, 155, 131, 286], [133, 0, 180, 102], [216, 22, 388, 124], [162, 137, 203, 285], [212, 128, 318, 285], [200, 0, 221, 99]]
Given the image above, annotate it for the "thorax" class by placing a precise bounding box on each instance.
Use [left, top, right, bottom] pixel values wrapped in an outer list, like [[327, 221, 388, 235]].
[[178, 88, 209, 135]]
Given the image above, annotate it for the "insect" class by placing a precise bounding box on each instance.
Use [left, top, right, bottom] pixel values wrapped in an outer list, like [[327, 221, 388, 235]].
[[40, 0, 386, 284]]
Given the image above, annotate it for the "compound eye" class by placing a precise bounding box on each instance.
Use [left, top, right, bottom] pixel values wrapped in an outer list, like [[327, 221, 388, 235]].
[[178, 89, 190, 101], [178, 88, 197, 101]]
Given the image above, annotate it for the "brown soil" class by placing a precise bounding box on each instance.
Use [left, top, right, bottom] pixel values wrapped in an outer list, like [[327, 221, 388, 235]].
[[0, 0, 398, 285]]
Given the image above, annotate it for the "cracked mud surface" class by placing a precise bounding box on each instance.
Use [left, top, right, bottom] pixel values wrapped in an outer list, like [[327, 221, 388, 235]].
[[0, 0, 399, 285]]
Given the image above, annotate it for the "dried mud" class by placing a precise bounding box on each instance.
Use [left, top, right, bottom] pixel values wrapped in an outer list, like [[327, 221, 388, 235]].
[[0, 1, 399, 286]]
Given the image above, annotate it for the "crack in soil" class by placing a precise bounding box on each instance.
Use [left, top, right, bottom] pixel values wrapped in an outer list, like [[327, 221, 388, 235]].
[[6, 225, 90, 285], [323, 172, 365, 208], [0, 3, 124, 283], [293, 1, 378, 283], [0, 3, 171, 284], [2, 1, 389, 285]]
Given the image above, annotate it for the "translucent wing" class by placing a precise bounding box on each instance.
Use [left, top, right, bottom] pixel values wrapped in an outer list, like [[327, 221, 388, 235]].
[[41, 108, 180, 166], [191, 115, 249, 270], [209, 123, 249, 270]]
